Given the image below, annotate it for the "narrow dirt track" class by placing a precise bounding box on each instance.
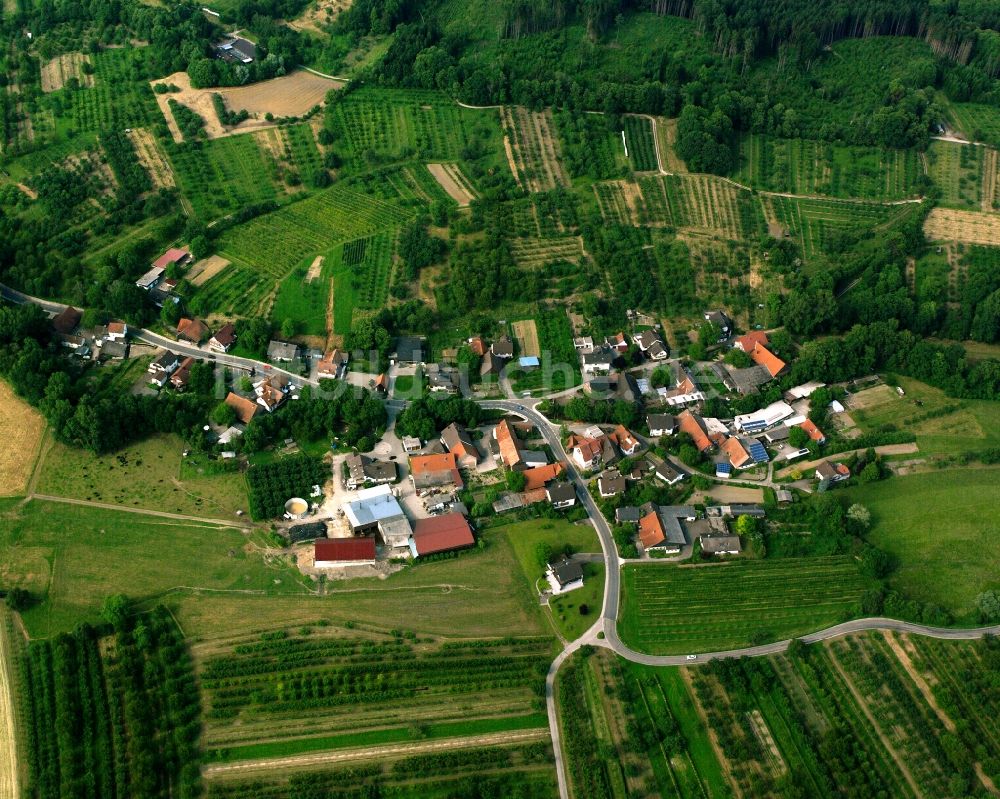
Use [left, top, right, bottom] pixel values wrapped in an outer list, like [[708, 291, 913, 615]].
[[202, 728, 547, 777], [0, 613, 20, 799]]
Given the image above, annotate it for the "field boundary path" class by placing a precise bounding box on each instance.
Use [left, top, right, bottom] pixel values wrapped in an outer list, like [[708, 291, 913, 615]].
[[202, 728, 548, 778], [30, 494, 247, 528], [0, 610, 20, 799]]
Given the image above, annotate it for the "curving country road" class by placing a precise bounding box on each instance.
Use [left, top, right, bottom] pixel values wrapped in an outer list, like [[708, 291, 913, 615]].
[[6, 284, 1000, 799]]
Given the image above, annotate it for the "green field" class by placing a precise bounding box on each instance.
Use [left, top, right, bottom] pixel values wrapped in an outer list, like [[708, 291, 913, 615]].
[[0, 499, 305, 638], [216, 184, 412, 281], [270, 260, 331, 337], [618, 557, 869, 654], [765, 195, 913, 259], [924, 139, 983, 209], [948, 101, 1000, 147], [197, 627, 553, 758], [36, 434, 249, 518], [168, 133, 285, 220], [624, 115, 658, 172], [847, 468, 1000, 619], [189, 261, 275, 317], [327, 87, 501, 163], [732, 134, 924, 200], [637, 173, 765, 239], [848, 376, 1000, 457]]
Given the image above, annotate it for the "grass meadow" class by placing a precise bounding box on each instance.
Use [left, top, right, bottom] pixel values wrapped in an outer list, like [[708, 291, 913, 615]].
[[847, 468, 1000, 619], [36, 434, 249, 517], [618, 557, 869, 654]]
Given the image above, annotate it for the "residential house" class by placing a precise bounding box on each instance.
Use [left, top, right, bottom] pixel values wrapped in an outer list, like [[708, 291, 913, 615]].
[[639, 505, 695, 553], [394, 336, 426, 364], [615, 506, 643, 524], [401, 435, 421, 453], [493, 419, 526, 470], [317, 349, 349, 379], [610, 425, 640, 456], [409, 451, 463, 490], [427, 365, 460, 393], [410, 513, 475, 557], [815, 461, 850, 486], [169, 357, 196, 391], [254, 377, 288, 413], [479, 351, 498, 378], [546, 556, 583, 594], [734, 330, 770, 353], [677, 410, 713, 452], [153, 247, 191, 271], [734, 401, 794, 433], [491, 337, 514, 360], [135, 266, 165, 291], [106, 321, 127, 341], [581, 347, 616, 374], [522, 462, 565, 492], [703, 310, 732, 340], [567, 434, 604, 471], [606, 332, 629, 353], [748, 342, 787, 379], [440, 423, 479, 468], [651, 460, 685, 486], [799, 419, 826, 444], [468, 337, 486, 357], [314, 538, 377, 567], [727, 363, 774, 395], [722, 437, 753, 469], [373, 373, 388, 394], [209, 323, 237, 353], [633, 330, 668, 360], [224, 392, 258, 424], [659, 365, 705, 406], [345, 454, 396, 489], [267, 340, 299, 363], [99, 339, 128, 360], [598, 470, 626, 498], [51, 306, 82, 335], [177, 317, 209, 344], [342, 484, 412, 550], [647, 413, 677, 437], [58, 333, 88, 353], [546, 481, 577, 509], [148, 351, 180, 387], [699, 533, 743, 556], [573, 336, 594, 353]]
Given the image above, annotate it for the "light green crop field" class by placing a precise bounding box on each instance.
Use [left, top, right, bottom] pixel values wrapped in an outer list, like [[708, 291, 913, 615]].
[[924, 139, 983, 209], [619, 557, 869, 654], [35, 434, 249, 518], [847, 468, 1000, 618], [0, 499, 304, 638], [848, 376, 1000, 457]]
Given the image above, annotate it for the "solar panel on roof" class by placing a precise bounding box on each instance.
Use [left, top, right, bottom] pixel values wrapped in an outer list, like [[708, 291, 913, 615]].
[[748, 442, 769, 463]]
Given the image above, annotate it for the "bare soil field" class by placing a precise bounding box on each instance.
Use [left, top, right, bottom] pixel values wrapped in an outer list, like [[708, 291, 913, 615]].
[[151, 70, 344, 142], [40, 53, 93, 93], [924, 207, 1000, 246], [512, 319, 540, 358], [691, 485, 765, 505], [305, 255, 324, 283], [188, 255, 231, 286], [0, 609, 20, 799], [427, 163, 476, 206], [0, 380, 45, 497], [286, 0, 352, 34], [127, 128, 175, 188]]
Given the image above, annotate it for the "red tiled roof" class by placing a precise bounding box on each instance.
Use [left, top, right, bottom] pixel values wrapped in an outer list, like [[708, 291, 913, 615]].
[[638, 511, 666, 548], [799, 419, 825, 442], [611, 425, 639, 452], [108, 320, 126, 335], [153, 247, 190, 270], [495, 419, 523, 466], [212, 323, 236, 347], [750, 343, 787, 378], [722, 437, 752, 468], [177, 317, 209, 343], [315, 538, 376, 562], [736, 331, 769, 352], [469, 337, 486, 357], [411, 513, 475, 556], [225, 392, 258, 424], [678, 410, 712, 452], [409, 452, 463, 488], [52, 306, 82, 335], [523, 462, 565, 491]]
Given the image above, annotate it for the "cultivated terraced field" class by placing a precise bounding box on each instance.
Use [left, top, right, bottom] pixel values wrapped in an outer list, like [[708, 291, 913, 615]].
[[216, 185, 413, 280], [501, 106, 570, 192], [618, 557, 869, 654], [923, 206, 1000, 246], [638, 174, 764, 239]]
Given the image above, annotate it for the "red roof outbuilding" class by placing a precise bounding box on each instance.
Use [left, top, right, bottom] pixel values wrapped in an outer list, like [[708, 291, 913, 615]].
[[411, 513, 475, 556], [314, 538, 377, 564]]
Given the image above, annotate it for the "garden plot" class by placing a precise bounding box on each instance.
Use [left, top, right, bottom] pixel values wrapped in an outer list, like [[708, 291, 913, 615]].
[[0, 379, 45, 497], [511, 319, 540, 357], [924, 207, 1000, 246], [188, 254, 231, 286], [151, 70, 343, 142], [40, 53, 93, 92], [924, 139, 983, 209], [126, 127, 175, 188], [593, 180, 645, 226], [640, 174, 762, 239], [500, 106, 570, 192], [426, 163, 476, 205]]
